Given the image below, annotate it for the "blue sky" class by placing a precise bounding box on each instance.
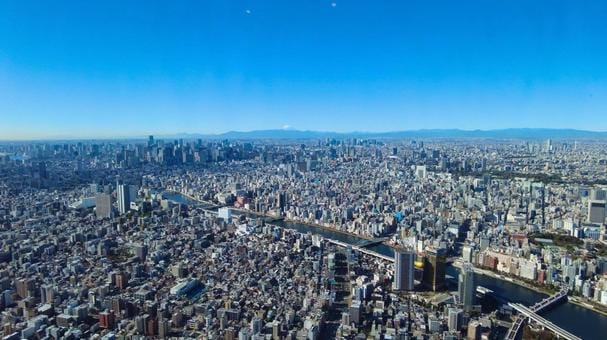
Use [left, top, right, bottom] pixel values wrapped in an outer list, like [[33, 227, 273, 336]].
[[1, 0, 606, 139]]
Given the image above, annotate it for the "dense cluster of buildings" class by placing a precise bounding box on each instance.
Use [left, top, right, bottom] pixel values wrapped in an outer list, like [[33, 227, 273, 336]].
[[1, 136, 607, 339]]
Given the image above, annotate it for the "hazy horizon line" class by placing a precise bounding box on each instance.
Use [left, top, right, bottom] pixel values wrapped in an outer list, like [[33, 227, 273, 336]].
[[2, 127, 607, 142]]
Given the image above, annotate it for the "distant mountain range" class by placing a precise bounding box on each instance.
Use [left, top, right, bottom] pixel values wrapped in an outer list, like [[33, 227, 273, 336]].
[[4, 128, 607, 142], [158, 128, 607, 140]]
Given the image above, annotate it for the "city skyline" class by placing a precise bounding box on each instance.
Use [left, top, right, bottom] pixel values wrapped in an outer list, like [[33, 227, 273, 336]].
[[4, 127, 607, 142], [2, 136, 606, 339], [2, 0, 607, 139]]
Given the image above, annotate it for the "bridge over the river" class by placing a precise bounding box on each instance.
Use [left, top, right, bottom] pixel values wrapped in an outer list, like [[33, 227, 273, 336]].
[[326, 239, 394, 262], [505, 289, 578, 340], [356, 237, 389, 248]]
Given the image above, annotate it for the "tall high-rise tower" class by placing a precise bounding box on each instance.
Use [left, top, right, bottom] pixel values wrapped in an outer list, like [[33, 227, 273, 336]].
[[588, 189, 606, 224], [95, 193, 113, 219], [117, 183, 130, 215], [458, 262, 475, 312], [393, 249, 415, 291], [422, 249, 446, 291]]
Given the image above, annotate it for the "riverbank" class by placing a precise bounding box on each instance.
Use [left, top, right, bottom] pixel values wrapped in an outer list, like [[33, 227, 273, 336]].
[[283, 218, 377, 241], [229, 206, 383, 242], [452, 260, 607, 318], [166, 190, 393, 244], [568, 296, 607, 317], [452, 260, 554, 296], [164, 190, 218, 206]]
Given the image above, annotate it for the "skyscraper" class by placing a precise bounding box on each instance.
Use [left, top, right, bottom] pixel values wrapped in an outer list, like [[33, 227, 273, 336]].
[[40, 284, 55, 305], [393, 249, 415, 291], [462, 245, 474, 263], [349, 300, 361, 325], [447, 308, 463, 332], [117, 183, 131, 215], [415, 165, 427, 180], [587, 189, 606, 224], [423, 249, 446, 291], [458, 262, 475, 312], [277, 191, 288, 212], [95, 193, 112, 219]]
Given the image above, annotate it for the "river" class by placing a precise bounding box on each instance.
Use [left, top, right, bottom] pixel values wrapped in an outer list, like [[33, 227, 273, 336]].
[[165, 192, 607, 339]]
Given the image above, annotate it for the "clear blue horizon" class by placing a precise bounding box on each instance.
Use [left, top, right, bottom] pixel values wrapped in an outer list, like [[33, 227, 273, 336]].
[[1, 0, 607, 139]]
